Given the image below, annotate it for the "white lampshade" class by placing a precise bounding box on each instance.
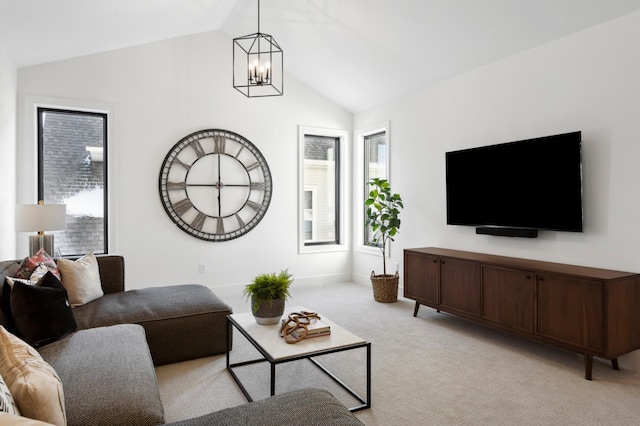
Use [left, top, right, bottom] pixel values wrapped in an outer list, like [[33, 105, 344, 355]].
[[15, 204, 67, 232]]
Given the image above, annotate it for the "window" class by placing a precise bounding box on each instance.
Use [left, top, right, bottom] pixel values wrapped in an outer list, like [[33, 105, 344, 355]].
[[298, 126, 349, 253], [355, 123, 389, 253], [364, 131, 387, 245], [37, 108, 108, 256]]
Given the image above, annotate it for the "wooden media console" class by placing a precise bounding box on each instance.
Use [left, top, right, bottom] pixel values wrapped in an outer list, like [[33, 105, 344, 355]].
[[404, 247, 640, 380]]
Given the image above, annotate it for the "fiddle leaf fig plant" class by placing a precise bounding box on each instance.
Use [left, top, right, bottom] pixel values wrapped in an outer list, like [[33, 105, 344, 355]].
[[365, 178, 404, 275]]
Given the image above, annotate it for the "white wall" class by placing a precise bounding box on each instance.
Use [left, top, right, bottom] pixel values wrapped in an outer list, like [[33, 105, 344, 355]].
[[0, 49, 16, 260], [353, 10, 640, 370], [17, 30, 352, 289]]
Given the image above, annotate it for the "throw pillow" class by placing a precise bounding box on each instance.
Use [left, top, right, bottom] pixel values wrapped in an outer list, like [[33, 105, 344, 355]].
[[1, 278, 37, 334], [4, 278, 36, 287], [56, 252, 103, 307], [15, 249, 60, 281], [0, 263, 19, 329], [0, 374, 20, 415], [0, 326, 66, 426], [27, 264, 49, 282], [10, 272, 77, 348], [0, 413, 55, 425]]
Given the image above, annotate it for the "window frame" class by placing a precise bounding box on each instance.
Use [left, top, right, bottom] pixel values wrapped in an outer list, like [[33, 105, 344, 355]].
[[355, 122, 390, 256], [19, 95, 117, 256], [37, 107, 109, 256], [298, 126, 350, 254]]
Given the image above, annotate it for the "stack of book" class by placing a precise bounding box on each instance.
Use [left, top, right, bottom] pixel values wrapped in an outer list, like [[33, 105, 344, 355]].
[[291, 318, 331, 340]]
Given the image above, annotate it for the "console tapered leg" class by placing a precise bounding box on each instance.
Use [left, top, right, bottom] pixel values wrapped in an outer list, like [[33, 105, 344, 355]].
[[611, 358, 619, 370], [584, 354, 593, 380], [413, 301, 420, 317]]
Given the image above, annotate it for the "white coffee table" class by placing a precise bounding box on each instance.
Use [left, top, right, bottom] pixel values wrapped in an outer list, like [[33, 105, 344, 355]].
[[226, 305, 371, 412]]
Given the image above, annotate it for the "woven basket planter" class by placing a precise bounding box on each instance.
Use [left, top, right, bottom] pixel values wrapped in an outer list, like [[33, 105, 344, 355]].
[[370, 271, 399, 303]]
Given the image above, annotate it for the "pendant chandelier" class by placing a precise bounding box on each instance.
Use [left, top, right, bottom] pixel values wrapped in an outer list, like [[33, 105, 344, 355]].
[[233, 0, 283, 97]]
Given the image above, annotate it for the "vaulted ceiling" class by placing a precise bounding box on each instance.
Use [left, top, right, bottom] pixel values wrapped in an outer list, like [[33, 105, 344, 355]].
[[2, 0, 640, 112]]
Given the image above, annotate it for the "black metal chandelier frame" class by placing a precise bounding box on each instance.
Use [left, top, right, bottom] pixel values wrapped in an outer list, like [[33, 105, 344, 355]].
[[233, 0, 283, 97]]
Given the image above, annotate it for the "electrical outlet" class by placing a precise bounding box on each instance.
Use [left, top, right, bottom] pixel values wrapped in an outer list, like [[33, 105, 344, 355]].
[[199, 263, 207, 273]]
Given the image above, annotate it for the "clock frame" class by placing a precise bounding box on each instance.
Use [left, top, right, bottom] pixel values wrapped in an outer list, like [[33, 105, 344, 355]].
[[159, 129, 272, 241]]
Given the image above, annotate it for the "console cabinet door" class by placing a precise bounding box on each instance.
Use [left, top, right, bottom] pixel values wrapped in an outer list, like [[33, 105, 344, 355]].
[[536, 273, 604, 352], [481, 265, 534, 332], [440, 258, 480, 316], [404, 252, 439, 305]]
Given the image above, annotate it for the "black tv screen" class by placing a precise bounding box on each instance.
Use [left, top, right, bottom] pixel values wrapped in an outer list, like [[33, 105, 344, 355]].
[[446, 131, 583, 233]]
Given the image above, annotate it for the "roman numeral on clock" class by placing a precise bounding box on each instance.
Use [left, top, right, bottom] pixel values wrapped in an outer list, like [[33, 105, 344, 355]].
[[173, 198, 193, 216], [246, 200, 263, 211], [245, 162, 260, 171], [235, 213, 245, 228], [191, 140, 205, 158], [167, 181, 186, 191], [250, 182, 266, 190], [191, 212, 206, 231], [213, 135, 226, 154], [174, 157, 191, 170]]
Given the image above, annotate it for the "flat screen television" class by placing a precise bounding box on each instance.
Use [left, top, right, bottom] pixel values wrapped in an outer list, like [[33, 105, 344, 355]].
[[446, 131, 583, 237]]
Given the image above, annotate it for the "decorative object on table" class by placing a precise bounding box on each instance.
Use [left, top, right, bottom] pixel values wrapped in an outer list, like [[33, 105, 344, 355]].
[[15, 201, 67, 256], [365, 177, 404, 303], [243, 269, 293, 325], [279, 311, 331, 344], [233, 0, 283, 97], [159, 129, 272, 242]]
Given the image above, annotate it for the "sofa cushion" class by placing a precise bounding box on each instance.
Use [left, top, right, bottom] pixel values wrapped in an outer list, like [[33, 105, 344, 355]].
[[72, 284, 232, 365], [0, 326, 66, 426], [165, 388, 364, 426], [56, 253, 103, 307], [38, 324, 164, 426], [8, 272, 77, 347]]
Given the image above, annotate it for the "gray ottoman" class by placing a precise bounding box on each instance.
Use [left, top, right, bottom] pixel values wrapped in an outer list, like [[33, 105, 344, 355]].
[[72, 285, 232, 365], [166, 388, 364, 426], [39, 324, 164, 426]]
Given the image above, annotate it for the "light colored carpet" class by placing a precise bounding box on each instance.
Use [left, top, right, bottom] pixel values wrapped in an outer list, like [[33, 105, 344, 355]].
[[156, 281, 640, 425]]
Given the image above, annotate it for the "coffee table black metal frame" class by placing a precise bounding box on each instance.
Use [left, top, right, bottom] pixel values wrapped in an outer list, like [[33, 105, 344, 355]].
[[226, 314, 371, 412]]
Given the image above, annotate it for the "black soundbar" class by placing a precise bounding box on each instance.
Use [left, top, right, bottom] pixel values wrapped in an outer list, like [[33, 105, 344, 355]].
[[476, 227, 538, 238]]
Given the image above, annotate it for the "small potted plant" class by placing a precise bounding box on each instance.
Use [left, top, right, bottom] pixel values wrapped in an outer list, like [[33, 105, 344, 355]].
[[243, 269, 293, 325], [365, 178, 404, 302]]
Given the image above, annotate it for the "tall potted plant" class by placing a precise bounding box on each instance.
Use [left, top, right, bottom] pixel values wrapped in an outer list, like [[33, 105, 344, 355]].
[[365, 178, 404, 302], [243, 269, 293, 324]]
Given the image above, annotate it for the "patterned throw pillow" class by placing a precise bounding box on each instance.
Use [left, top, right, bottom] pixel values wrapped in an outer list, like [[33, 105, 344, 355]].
[[15, 249, 60, 280], [3, 278, 36, 288], [27, 264, 49, 282], [0, 374, 20, 415]]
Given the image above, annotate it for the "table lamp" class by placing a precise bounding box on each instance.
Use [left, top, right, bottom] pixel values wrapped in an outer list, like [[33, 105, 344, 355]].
[[15, 201, 67, 256]]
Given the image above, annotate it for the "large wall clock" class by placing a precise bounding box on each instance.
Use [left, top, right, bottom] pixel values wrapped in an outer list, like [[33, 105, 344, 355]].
[[159, 129, 272, 241]]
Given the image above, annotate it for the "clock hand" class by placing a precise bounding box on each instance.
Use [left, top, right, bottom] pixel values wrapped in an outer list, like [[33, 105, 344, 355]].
[[217, 154, 222, 218]]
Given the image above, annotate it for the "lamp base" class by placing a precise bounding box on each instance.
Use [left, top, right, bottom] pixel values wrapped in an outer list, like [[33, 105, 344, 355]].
[[29, 234, 55, 257]]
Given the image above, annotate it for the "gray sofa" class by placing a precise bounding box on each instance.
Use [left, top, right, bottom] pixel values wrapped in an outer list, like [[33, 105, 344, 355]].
[[0, 255, 363, 426]]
